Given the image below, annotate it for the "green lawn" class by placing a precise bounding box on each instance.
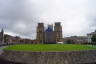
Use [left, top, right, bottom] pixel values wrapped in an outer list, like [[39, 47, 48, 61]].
[[4, 44, 96, 52]]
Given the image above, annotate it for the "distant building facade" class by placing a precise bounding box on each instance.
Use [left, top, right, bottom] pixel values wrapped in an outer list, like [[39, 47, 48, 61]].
[[87, 30, 96, 43], [0, 22, 63, 44], [36, 22, 63, 44], [36, 23, 45, 44], [45, 25, 55, 44], [64, 36, 88, 44], [54, 22, 63, 42]]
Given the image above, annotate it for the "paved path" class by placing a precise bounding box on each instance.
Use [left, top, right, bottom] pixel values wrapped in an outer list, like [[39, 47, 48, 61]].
[[0, 46, 7, 55], [0, 46, 22, 64]]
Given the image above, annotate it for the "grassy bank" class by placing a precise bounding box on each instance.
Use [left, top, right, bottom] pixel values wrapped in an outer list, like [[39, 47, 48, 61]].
[[4, 44, 96, 52]]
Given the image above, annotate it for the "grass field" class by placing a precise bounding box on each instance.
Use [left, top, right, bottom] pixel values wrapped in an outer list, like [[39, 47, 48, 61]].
[[4, 44, 96, 52]]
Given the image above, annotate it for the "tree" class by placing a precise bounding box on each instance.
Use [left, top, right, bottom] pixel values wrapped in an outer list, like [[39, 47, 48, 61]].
[[91, 34, 96, 45], [66, 39, 75, 44]]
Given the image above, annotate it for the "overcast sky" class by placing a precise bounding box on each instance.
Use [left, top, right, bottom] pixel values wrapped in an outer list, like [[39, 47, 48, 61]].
[[0, 0, 96, 39]]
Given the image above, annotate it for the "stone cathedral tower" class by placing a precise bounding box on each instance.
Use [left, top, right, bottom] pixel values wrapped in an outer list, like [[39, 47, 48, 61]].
[[36, 22, 63, 44], [54, 22, 62, 43], [36, 23, 44, 44]]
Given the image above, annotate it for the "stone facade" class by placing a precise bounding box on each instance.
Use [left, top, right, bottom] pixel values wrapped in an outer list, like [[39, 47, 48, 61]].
[[54, 22, 63, 42], [36, 22, 63, 44], [36, 23, 45, 44], [1, 50, 96, 64], [63, 36, 88, 44], [45, 25, 55, 44]]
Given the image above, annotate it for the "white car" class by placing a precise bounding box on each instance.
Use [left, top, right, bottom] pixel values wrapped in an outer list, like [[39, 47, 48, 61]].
[[57, 42, 63, 44]]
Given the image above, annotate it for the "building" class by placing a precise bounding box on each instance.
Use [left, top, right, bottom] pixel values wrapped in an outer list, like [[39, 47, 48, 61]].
[[45, 25, 55, 44], [87, 30, 96, 43], [54, 22, 63, 42], [4, 34, 22, 44], [0, 22, 63, 44], [64, 36, 88, 44], [36, 22, 63, 44], [36, 23, 45, 44], [0, 29, 4, 43]]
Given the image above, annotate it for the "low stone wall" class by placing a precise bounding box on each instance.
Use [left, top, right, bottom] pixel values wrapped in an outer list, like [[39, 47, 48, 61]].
[[1, 50, 96, 64]]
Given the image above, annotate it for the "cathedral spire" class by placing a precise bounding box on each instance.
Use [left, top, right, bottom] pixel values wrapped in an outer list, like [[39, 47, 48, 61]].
[[1, 28, 4, 34], [1, 28, 4, 43]]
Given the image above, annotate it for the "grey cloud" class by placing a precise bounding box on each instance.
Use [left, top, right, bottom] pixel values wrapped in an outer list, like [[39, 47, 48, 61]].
[[84, 0, 96, 32], [0, 0, 41, 39], [0, 0, 96, 39]]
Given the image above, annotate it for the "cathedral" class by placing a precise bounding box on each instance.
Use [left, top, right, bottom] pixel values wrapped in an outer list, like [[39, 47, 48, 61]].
[[36, 22, 63, 44]]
